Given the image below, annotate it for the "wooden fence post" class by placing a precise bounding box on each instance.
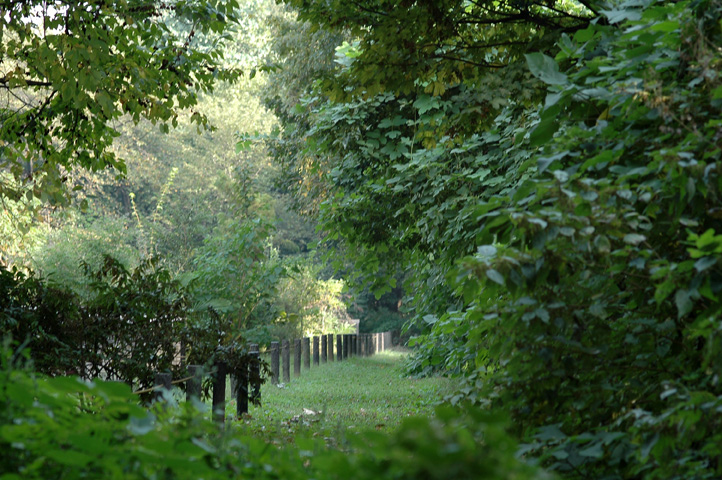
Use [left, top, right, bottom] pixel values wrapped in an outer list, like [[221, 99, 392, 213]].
[[236, 357, 249, 417], [336, 334, 342, 361], [343, 334, 349, 359], [212, 361, 227, 425], [250, 343, 261, 405], [186, 365, 202, 402], [282, 339, 290, 383], [154, 372, 172, 402], [328, 333, 335, 362], [313, 336, 320, 365], [294, 339, 302, 376], [321, 335, 327, 363], [270, 341, 279, 385], [352, 335, 357, 356], [303, 337, 311, 369]]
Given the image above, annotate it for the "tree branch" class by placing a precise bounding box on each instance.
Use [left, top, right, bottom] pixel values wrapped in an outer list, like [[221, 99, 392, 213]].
[[0, 77, 53, 88]]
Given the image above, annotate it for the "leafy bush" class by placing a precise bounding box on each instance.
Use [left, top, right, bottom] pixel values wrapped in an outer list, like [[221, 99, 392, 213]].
[[189, 218, 285, 340], [0, 340, 551, 480], [442, 1, 722, 477], [358, 307, 405, 334], [0, 256, 189, 395]]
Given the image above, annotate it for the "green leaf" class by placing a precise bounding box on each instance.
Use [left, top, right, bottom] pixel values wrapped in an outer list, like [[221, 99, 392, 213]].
[[486, 269, 505, 286], [655, 278, 675, 305], [674, 289, 693, 318], [623, 234, 646, 246], [579, 442, 604, 458], [529, 117, 559, 147], [524, 53, 568, 86], [694, 256, 717, 272], [413, 95, 438, 114]]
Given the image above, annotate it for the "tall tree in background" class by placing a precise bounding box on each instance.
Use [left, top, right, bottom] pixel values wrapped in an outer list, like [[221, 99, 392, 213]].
[[0, 0, 240, 211]]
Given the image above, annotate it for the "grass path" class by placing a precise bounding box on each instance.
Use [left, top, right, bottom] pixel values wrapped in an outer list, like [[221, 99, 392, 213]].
[[235, 349, 452, 442]]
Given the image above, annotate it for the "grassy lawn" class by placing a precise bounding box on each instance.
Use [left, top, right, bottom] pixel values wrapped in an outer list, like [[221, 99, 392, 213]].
[[231, 349, 453, 443]]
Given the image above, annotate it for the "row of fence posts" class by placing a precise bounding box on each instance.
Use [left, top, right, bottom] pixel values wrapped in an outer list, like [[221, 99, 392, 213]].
[[268, 331, 393, 385], [154, 332, 393, 424]]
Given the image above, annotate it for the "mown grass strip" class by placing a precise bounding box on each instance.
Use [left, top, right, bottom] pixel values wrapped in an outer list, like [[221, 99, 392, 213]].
[[234, 349, 452, 442]]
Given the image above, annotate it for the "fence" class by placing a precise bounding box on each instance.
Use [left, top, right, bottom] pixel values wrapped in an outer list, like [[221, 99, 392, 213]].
[[153, 331, 394, 424]]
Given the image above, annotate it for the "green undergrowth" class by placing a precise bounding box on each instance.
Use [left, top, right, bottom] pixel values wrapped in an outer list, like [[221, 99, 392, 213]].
[[235, 349, 454, 442], [0, 341, 552, 479]]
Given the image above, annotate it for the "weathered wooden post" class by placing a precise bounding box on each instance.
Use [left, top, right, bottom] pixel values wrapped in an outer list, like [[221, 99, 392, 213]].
[[250, 343, 261, 405], [352, 335, 357, 356], [294, 339, 302, 377], [321, 334, 327, 363], [270, 341, 280, 385], [186, 365, 202, 401], [343, 334, 349, 359], [282, 339, 290, 383], [328, 333, 335, 362], [373, 333, 379, 354], [303, 337, 311, 369], [154, 372, 172, 402], [313, 336, 320, 365], [236, 357, 249, 417], [336, 334, 342, 361], [212, 361, 227, 424]]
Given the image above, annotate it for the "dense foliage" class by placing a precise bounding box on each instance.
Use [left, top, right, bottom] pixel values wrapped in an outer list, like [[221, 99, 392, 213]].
[[0, 343, 549, 480], [6, 0, 722, 478], [271, 0, 722, 477], [0, 0, 240, 208], [0, 256, 188, 393]]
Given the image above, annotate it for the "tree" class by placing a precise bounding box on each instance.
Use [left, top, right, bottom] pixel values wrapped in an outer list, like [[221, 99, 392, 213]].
[[260, 6, 346, 215], [274, 0, 722, 477], [272, 0, 587, 303], [0, 0, 240, 209]]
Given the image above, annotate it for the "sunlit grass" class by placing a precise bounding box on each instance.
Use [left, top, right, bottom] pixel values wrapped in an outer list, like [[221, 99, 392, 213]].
[[231, 349, 452, 442]]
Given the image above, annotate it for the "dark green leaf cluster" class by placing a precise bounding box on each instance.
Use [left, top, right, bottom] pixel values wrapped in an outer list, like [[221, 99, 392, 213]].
[[445, 1, 722, 477], [0, 255, 188, 398]]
